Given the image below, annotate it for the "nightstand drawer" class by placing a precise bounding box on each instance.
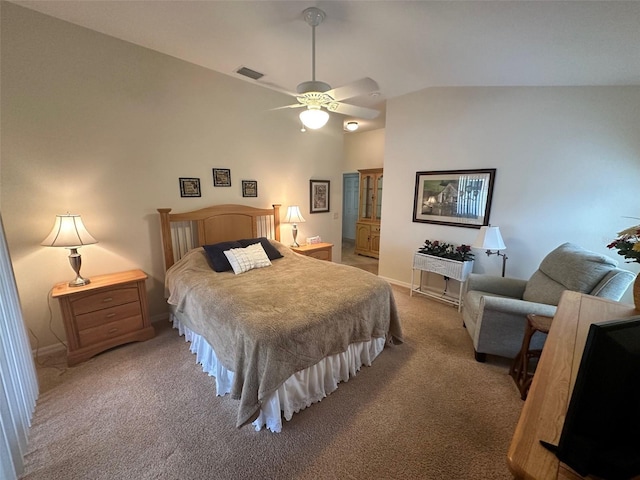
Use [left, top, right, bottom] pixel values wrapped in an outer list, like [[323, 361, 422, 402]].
[[290, 242, 333, 262], [78, 315, 144, 348], [70, 286, 140, 316], [75, 301, 142, 331], [308, 250, 330, 261]]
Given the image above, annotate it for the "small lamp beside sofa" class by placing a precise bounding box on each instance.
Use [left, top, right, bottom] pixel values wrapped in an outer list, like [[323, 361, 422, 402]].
[[461, 242, 636, 362]]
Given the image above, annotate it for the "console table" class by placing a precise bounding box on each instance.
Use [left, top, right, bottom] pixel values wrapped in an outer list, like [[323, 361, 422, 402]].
[[507, 291, 638, 479], [410, 252, 473, 311]]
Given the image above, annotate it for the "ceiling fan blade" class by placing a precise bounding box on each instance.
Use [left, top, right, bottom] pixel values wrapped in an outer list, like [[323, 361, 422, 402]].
[[271, 103, 306, 111], [326, 78, 379, 102], [331, 103, 380, 119]]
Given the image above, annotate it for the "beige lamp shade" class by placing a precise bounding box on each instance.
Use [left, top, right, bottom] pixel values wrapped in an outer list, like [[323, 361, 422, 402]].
[[473, 226, 506, 251], [283, 206, 306, 224], [41, 214, 97, 248]]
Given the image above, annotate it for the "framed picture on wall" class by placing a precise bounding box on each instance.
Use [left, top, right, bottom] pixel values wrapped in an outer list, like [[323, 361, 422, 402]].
[[412, 169, 496, 228], [179, 177, 201, 197], [212, 168, 231, 187], [309, 180, 330, 213], [241, 180, 258, 198]]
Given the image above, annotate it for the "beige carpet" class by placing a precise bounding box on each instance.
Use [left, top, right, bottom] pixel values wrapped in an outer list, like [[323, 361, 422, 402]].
[[22, 285, 523, 480], [341, 239, 378, 275]]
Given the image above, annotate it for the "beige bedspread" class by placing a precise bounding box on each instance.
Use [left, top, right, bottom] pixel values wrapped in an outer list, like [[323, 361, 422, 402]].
[[165, 241, 403, 428]]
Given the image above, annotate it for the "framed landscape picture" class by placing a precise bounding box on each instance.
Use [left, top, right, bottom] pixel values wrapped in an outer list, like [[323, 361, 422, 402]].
[[179, 177, 201, 197], [241, 180, 258, 198], [412, 169, 496, 228], [212, 168, 231, 187], [309, 180, 330, 213]]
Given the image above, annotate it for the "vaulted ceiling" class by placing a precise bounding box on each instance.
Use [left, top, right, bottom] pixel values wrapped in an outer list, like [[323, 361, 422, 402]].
[[12, 1, 640, 131]]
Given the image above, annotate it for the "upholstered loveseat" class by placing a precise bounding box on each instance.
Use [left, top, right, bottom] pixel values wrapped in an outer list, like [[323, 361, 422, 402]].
[[461, 242, 635, 362]]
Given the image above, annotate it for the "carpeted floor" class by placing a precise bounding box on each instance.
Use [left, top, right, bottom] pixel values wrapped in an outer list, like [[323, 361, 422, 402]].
[[22, 285, 523, 480], [341, 238, 378, 275]]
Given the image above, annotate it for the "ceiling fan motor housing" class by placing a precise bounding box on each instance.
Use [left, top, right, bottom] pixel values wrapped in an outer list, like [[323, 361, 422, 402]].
[[296, 80, 331, 94]]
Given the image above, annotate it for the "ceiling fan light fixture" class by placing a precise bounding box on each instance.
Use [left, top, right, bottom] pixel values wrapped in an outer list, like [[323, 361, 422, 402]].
[[299, 107, 329, 130], [345, 121, 359, 132]]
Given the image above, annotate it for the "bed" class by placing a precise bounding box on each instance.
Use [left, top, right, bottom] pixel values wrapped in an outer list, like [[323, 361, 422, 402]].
[[158, 203, 403, 432]]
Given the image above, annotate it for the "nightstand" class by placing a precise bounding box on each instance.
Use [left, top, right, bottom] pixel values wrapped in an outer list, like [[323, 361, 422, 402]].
[[52, 269, 155, 366], [290, 242, 333, 261]]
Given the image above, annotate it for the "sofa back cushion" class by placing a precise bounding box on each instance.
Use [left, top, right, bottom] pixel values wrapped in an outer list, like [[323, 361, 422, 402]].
[[522, 243, 618, 305]]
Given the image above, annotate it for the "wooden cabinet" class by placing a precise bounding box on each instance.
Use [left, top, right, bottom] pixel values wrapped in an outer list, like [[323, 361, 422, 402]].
[[52, 269, 155, 366], [290, 242, 333, 262], [355, 168, 383, 258], [355, 223, 380, 258]]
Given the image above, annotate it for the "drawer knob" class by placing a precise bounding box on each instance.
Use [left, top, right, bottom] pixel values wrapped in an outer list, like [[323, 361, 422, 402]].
[[105, 313, 116, 318], [103, 297, 113, 303], [107, 328, 119, 334]]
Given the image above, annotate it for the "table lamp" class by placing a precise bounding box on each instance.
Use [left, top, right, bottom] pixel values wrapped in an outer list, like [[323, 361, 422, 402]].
[[42, 213, 97, 286], [283, 206, 306, 247], [473, 225, 508, 277]]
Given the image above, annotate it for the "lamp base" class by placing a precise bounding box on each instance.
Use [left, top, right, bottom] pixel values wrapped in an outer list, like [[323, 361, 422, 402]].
[[67, 248, 90, 287], [68, 276, 91, 287], [485, 249, 508, 277], [291, 225, 300, 247]]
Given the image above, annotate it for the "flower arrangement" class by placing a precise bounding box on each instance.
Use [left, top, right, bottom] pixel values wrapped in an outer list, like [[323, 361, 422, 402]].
[[607, 221, 640, 264], [418, 239, 475, 262]]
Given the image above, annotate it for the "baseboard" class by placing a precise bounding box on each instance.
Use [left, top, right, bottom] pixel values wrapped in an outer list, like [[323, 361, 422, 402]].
[[379, 276, 411, 290], [32, 342, 66, 357], [151, 312, 170, 324]]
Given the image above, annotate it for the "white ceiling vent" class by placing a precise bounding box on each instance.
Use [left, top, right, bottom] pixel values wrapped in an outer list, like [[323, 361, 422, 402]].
[[236, 66, 264, 80]]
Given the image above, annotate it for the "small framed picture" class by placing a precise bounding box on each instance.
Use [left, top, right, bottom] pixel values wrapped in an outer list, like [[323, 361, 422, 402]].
[[179, 177, 201, 197], [242, 180, 258, 198], [309, 179, 330, 213], [213, 168, 231, 187]]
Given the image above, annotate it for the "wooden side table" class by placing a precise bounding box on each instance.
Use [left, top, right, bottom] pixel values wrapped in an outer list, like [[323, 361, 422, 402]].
[[52, 269, 155, 366], [509, 314, 553, 400], [290, 242, 333, 262]]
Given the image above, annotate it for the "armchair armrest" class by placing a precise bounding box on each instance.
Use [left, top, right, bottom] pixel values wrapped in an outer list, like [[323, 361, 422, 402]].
[[480, 295, 558, 318], [466, 274, 528, 298]]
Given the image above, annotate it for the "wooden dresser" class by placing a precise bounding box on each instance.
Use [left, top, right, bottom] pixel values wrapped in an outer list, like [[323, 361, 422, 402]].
[[290, 242, 333, 261], [52, 269, 155, 366]]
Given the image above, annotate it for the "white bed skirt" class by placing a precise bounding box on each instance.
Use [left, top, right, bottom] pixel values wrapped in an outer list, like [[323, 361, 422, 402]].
[[170, 315, 386, 432]]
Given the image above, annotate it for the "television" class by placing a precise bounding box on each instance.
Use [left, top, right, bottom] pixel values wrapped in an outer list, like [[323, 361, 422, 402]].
[[540, 316, 640, 480]]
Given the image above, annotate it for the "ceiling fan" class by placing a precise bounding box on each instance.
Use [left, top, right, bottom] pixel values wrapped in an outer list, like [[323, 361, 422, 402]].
[[276, 7, 381, 130]]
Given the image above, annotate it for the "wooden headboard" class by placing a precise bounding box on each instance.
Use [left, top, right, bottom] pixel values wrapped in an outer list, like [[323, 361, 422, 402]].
[[158, 204, 281, 270]]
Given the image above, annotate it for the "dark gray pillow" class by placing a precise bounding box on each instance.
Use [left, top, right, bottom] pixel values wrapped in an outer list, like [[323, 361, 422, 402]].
[[238, 237, 283, 261], [202, 241, 242, 272]]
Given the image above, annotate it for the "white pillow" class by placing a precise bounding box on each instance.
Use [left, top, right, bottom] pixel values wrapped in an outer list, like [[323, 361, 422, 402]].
[[224, 242, 272, 274]]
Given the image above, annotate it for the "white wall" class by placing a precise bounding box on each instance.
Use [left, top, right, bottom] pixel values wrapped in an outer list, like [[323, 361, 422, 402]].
[[381, 87, 640, 305], [343, 128, 385, 172], [1, 3, 345, 348]]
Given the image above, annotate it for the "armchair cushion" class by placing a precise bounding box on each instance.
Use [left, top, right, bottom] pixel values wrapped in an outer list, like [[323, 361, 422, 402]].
[[522, 242, 618, 305], [466, 274, 528, 299]]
